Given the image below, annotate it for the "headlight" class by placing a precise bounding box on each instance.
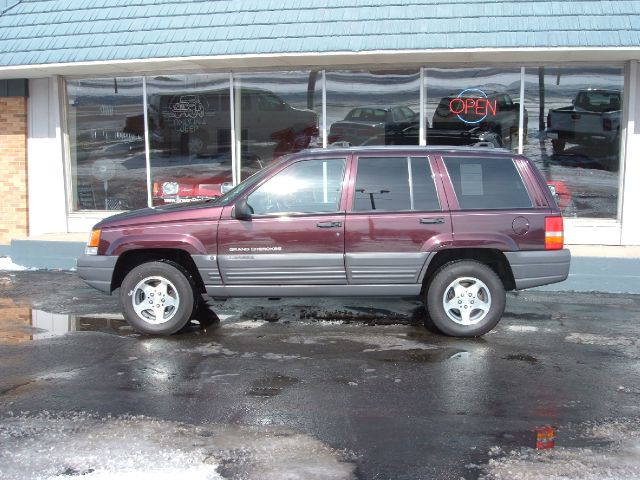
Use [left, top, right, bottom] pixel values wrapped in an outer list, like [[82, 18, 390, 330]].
[[86, 228, 101, 255], [162, 182, 179, 196]]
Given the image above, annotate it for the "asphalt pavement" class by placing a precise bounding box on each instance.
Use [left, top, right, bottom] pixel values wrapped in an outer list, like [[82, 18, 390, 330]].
[[1, 270, 640, 479]]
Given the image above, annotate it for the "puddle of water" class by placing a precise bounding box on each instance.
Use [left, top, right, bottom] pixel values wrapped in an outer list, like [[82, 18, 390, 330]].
[[0, 309, 136, 344]]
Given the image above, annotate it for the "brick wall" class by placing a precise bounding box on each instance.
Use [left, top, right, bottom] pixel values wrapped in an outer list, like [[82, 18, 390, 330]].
[[0, 96, 28, 245]]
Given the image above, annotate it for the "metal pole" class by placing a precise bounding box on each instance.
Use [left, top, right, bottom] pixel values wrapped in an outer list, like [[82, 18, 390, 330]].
[[322, 70, 327, 148], [229, 73, 238, 185], [518, 67, 525, 154], [420, 67, 426, 146], [142, 77, 153, 207]]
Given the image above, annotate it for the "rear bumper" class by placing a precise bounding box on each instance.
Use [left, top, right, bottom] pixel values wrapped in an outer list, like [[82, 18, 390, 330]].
[[76, 255, 117, 294], [504, 249, 571, 290]]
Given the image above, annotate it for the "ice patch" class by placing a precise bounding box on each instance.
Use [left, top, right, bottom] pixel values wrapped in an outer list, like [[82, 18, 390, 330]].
[[281, 336, 320, 345], [358, 334, 438, 352], [0, 257, 33, 271], [565, 333, 638, 347], [227, 320, 268, 329], [261, 353, 310, 361], [0, 412, 355, 480], [481, 418, 640, 480], [506, 326, 539, 332], [178, 342, 238, 356]]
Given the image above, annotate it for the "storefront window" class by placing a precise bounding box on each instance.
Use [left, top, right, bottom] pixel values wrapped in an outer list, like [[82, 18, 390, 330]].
[[523, 66, 623, 219], [425, 68, 523, 151], [234, 71, 322, 182], [67, 78, 147, 211], [326, 70, 420, 146], [145, 74, 232, 206], [65, 66, 624, 221]]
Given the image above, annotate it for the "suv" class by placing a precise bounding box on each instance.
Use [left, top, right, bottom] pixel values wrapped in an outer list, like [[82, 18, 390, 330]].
[[78, 146, 570, 337]]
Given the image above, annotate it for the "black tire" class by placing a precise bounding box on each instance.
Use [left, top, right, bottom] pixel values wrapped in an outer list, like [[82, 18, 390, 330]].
[[119, 260, 198, 335], [425, 260, 506, 337], [551, 139, 565, 154]]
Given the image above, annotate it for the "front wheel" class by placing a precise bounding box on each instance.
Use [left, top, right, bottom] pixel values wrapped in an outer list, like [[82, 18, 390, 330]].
[[119, 261, 197, 335], [425, 260, 506, 337]]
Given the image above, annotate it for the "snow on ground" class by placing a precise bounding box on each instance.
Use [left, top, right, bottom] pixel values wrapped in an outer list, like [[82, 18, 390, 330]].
[[0, 412, 355, 480], [481, 418, 640, 480], [0, 257, 32, 271]]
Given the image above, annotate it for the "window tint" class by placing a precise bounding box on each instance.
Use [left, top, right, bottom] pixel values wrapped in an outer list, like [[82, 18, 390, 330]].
[[353, 156, 439, 212], [443, 156, 532, 209], [247, 158, 345, 215]]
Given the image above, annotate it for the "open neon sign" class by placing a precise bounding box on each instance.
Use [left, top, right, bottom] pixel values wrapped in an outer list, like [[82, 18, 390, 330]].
[[449, 88, 498, 124]]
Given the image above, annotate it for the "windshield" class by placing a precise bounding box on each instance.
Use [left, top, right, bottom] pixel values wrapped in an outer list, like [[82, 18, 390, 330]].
[[213, 157, 291, 206]]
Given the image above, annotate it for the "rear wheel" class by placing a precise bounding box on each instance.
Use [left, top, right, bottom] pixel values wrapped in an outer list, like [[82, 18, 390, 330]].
[[119, 260, 197, 335], [425, 260, 506, 337]]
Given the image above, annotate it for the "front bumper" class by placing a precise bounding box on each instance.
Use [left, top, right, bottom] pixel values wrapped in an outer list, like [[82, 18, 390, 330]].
[[504, 249, 571, 290], [77, 255, 118, 294]]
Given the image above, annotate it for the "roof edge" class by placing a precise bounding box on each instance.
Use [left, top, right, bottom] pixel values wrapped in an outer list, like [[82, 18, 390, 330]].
[[1, 46, 639, 80]]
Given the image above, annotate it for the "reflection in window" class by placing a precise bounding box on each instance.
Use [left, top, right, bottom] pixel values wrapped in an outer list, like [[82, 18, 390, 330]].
[[145, 74, 233, 206], [524, 66, 622, 219], [354, 157, 439, 212], [67, 78, 147, 211], [425, 68, 523, 151], [234, 72, 322, 182], [443, 156, 532, 210], [247, 159, 345, 215], [326, 70, 420, 147]]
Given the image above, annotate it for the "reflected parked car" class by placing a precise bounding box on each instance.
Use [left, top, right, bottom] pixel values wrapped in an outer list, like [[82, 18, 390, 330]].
[[546, 89, 621, 154], [151, 152, 263, 205], [328, 105, 418, 146]]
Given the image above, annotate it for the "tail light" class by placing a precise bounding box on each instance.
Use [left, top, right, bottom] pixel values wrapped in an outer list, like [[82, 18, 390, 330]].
[[545, 216, 564, 250], [603, 117, 612, 131]]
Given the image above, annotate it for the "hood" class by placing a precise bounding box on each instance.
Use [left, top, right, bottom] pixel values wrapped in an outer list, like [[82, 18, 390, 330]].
[[96, 200, 222, 229]]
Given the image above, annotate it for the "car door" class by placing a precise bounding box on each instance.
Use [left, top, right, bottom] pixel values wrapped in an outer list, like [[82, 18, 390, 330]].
[[345, 153, 453, 285], [217, 156, 349, 286]]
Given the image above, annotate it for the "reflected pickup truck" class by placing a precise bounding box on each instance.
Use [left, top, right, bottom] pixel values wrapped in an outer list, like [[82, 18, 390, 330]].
[[546, 89, 621, 153], [78, 146, 570, 338]]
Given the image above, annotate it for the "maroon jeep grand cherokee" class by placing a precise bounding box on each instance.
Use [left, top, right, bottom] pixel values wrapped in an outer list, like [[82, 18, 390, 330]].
[[78, 146, 570, 337]]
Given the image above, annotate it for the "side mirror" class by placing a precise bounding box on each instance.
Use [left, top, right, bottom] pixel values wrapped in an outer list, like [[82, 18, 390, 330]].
[[233, 198, 253, 221]]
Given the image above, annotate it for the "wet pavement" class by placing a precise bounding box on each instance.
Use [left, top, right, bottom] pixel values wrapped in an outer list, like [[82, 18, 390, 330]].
[[1, 270, 640, 479]]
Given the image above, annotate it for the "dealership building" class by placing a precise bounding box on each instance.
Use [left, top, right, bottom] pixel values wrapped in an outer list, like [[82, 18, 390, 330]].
[[0, 0, 639, 290]]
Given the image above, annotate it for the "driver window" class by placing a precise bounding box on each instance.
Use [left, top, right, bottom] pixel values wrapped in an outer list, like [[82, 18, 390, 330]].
[[247, 158, 346, 215]]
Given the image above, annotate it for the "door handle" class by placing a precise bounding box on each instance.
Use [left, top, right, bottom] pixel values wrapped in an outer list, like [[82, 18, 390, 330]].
[[316, 221, 342, 228], [420, 217, 445, 225]]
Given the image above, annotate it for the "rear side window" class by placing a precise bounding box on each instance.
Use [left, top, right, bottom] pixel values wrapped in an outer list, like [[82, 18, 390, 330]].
[[353, 156, 440, 212], [443, 156, 532, 210]]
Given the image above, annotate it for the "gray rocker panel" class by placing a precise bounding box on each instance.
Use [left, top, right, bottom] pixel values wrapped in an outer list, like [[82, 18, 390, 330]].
[[217, 253, 347, 285]]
